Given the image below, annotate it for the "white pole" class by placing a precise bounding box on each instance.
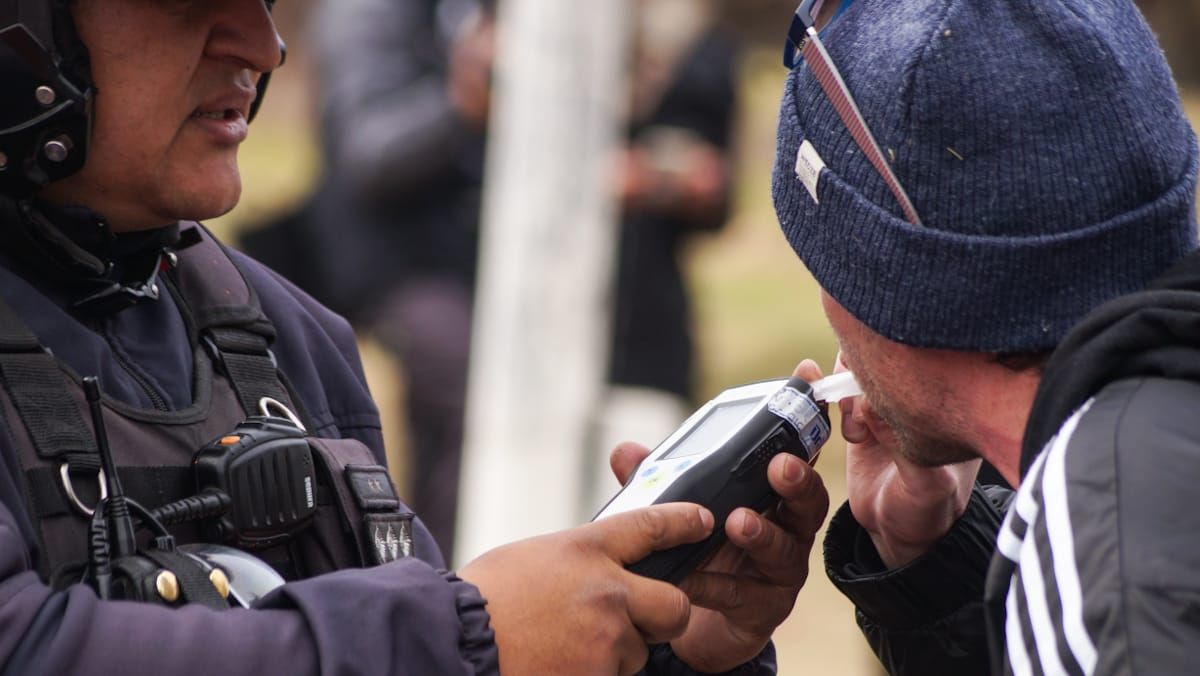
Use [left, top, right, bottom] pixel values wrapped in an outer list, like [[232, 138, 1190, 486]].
[[455, 0, 632, 565]]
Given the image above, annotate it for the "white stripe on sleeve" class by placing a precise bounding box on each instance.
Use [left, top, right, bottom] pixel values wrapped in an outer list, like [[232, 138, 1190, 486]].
[[1017, 529, 1067, 674], [1006, 582, 1035, 676], [1039, 402, 1098, 674]]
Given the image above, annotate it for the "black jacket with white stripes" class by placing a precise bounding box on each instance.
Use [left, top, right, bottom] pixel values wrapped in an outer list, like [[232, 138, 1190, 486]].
[[824, 251, 1200, 675]]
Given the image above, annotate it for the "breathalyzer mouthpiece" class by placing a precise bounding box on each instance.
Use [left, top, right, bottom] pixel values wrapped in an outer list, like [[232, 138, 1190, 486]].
[[809, 371, 862, 403]]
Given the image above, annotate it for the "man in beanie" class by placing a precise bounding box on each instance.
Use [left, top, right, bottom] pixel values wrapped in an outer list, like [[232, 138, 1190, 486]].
[[772, 0, 1199, 673]]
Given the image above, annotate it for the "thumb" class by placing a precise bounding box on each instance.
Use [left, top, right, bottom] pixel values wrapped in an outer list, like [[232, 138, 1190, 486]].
[[792, 358, 824, 382], [590, 503, 715, 565], [610, 441, 652, 486]]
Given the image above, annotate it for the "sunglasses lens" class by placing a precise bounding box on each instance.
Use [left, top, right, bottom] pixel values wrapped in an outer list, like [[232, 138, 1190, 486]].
[[811, 0, 844, 32], [785, 0, 850, 68]]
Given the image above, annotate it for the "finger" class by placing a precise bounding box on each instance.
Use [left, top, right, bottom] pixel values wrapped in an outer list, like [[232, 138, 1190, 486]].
[[722, 510, 809, 587], [767, 454, 831, 538], [791, 358, 824, 382], [678, 571, 795, 635], [840, 395, 873, 444], [616, 626, 652, 676], [610, 441, 652, 486], [624, 574, 692, 643], [855, 397, 901, 448], [592, 503, 714, 564]]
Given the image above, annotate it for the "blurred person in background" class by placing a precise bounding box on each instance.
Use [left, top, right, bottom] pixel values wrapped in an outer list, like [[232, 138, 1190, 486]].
[[592, 0, 741, 508], [272, 0, 740, 556], [770, 0, 1200, 673], [0, 0, 832, 673], [306, 0, 494, 563]]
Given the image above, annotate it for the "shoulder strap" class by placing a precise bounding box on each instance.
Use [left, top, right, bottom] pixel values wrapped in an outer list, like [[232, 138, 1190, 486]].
[[0, 295, 98, 467], [170, 225, 312, 427]]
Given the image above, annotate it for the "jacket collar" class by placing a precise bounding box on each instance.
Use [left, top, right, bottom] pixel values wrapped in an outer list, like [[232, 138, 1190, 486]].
[[0, 197, 181, 317]]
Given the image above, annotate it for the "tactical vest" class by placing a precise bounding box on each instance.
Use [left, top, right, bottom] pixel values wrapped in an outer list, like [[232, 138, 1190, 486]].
[[0, 226, 413, 589]]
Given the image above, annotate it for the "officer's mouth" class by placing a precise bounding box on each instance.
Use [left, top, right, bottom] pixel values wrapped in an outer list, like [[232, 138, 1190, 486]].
[[187, 107, 249, 145], [187, 89, 254, 145]]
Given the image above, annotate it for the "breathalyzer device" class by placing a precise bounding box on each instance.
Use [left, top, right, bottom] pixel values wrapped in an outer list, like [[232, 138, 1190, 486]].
[[593, 372, 861, 583]]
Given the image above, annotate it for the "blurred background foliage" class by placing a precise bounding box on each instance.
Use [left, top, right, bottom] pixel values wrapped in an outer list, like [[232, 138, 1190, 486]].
[[218, 2, 1200, 672]]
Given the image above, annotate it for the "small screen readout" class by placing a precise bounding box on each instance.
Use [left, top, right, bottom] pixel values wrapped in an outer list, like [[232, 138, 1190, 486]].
[[660, 398, 761, 460]]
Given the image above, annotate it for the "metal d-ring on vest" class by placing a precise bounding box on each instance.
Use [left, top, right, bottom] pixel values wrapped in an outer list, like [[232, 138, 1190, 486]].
[[259, 397, 307, 432], [59, 463, 107, 517]]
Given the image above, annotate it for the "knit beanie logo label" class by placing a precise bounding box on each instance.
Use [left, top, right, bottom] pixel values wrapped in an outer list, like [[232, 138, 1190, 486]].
[[795, 139, 827, 204]]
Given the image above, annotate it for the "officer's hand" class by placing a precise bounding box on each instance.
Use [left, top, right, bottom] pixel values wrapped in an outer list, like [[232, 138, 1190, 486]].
[[837, 351, 979, 568], [458, 503, 714, 675], [608, 360, 831, 673]]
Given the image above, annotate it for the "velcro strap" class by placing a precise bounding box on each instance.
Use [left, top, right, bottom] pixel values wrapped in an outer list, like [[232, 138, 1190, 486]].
[[0, 289, 42, 351], [0, 352, 96, 460], [206, 327, 293, 418], [345, 465, 401, 511]]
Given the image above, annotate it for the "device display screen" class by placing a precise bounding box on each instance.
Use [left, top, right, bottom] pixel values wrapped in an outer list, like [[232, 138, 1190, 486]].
[[661, 398, 761, 460]]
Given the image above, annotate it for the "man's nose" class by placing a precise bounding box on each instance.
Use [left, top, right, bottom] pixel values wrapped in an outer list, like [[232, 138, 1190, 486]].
[[206, 0, 285, 77]]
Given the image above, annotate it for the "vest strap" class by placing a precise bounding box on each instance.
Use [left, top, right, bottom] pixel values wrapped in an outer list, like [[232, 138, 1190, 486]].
[[0, 297, 97, 461], [26, 466, 192, 518], [204, 327, 294, 421], [142, 548, 229, 610], [172, 225, 312, 428], [309, 438, 414, 566]]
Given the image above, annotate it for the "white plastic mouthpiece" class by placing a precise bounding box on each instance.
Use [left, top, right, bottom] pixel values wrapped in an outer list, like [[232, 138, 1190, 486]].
[[809, 371, 862, 403]]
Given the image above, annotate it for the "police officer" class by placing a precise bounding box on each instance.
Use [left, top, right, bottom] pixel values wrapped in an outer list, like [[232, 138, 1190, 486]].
[[0, 1, 829, 674]]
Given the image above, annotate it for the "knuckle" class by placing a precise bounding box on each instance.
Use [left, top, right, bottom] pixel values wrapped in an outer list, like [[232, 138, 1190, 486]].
[[776, 530, 802, 567], [668, 588, 691, 628], [592, 615, 626, 651], [636, 508, 671, 546], [593, 578, 627, 612], [723, 579, 746, 610]]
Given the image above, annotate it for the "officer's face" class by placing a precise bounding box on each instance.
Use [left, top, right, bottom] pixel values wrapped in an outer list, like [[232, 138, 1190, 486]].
[[38, 0, 282, 232], [820, 290, 980, 468]]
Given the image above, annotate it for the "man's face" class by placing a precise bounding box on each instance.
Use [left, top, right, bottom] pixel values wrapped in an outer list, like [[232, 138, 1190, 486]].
[[38, 0, 282, 231], [820, 291, 978, 468]]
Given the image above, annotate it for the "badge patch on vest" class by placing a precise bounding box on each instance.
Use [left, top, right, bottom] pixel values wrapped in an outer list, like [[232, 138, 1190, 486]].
[[346, 465, 401, 511], [365, 513, 414, 564]]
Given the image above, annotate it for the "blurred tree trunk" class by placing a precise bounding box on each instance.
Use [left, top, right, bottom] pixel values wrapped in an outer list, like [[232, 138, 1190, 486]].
[[456, 0, 633, 564]]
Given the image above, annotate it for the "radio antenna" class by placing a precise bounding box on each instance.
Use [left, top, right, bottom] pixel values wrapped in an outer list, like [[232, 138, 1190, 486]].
[[83, 376, 137, 560]]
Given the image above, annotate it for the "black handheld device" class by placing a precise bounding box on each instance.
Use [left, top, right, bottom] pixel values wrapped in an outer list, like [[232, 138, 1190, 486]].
[[192, 417, 318, 548], [593, 374, 854, 584]]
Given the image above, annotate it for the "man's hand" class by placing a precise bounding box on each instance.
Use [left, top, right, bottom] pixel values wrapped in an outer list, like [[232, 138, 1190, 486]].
[[608, 360, 831, 673], [447, 10, 495, 130], [459, 503, 714, 675], [836, 353, 979, 568]]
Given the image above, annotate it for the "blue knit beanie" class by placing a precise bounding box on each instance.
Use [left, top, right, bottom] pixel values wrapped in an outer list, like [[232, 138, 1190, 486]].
[[773, 0, 1199, 351]]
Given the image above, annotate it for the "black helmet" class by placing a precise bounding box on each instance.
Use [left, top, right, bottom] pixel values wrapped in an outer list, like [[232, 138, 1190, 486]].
[[0, 0, 92, 197], [0, 0, 283, 198]]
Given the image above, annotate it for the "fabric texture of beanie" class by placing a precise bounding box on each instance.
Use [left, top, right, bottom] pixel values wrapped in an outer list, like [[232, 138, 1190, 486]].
[[772, 0, 1199, 352]]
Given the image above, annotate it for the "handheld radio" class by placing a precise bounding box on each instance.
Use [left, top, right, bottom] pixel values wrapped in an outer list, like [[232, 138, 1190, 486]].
[[593, 372, 860, 583]]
